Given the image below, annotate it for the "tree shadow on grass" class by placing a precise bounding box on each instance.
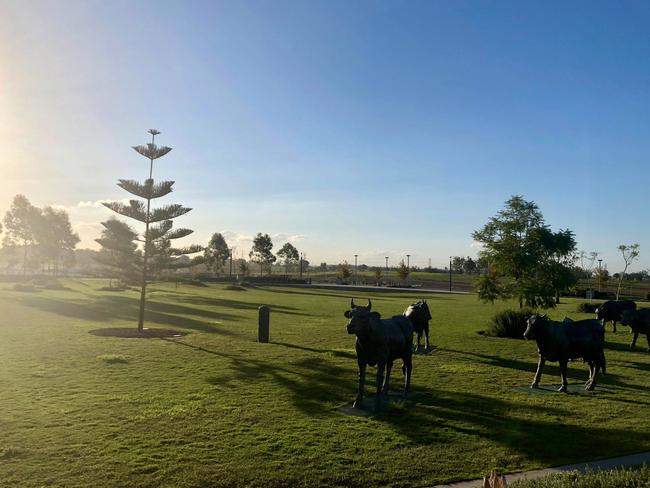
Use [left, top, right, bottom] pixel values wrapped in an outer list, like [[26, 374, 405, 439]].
[[380, 387, 650, 472], [272, 341, 356, 359], [16, 294, 246, 337], [164, 339, 650, 470], [168, 339, 359, 411], [149, 292, 315, 317], [614, 358, 650, 372], [604, 340, 638, 352]]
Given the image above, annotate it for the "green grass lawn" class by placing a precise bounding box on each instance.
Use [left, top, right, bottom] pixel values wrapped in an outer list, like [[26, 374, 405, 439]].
[[1, 281, 649, 487]]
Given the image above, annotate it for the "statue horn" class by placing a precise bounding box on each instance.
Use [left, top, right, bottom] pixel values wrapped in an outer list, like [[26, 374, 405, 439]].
[[367, 299, 372, 310], [351, 298, 355, 308]]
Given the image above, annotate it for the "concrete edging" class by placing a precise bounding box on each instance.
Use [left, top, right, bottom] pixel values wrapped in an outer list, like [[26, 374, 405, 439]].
[[432, 451, 650, 487]]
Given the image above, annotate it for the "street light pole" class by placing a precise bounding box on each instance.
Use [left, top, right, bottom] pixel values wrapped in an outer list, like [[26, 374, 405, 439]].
[[299, 253, 303, 281], [598, 259, 603, 293], [354, 254, 358, 284], [449, 256, 452, 292]]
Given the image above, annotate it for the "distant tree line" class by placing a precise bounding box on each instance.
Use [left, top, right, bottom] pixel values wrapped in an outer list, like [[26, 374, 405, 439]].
[[1, 194, 80, 276]]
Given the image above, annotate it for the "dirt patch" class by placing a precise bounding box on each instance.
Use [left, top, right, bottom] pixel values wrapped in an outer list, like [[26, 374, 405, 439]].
[[89, 327, 187, 339]]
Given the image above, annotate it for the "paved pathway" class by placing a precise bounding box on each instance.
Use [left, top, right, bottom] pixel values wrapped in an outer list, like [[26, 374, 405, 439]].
[[433, 451, 650, 487], [276, 282, 471, 295]]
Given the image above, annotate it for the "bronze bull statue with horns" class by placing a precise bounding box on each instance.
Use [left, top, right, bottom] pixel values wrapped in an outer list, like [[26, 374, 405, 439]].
[[344, 298, 414, 411]]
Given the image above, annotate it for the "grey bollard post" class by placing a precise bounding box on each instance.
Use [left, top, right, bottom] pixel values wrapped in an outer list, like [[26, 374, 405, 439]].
[[258, 305, 270, 343]]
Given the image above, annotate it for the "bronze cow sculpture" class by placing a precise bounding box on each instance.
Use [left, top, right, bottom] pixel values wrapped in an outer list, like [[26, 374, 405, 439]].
[[344, 299, 413, 411], [621, 309, 650, 352], [404, 299, 432, 351], [524, 315, 606, 392]]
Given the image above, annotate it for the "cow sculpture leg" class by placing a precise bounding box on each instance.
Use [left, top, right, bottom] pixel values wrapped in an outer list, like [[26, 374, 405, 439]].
[[414, 332, 422, 352], [630, 332, 639, 351], [612, 321, 617, 333], [353, 362, 366, 409], [424, 325, 431, 350], [558, 359, 569, 393], [382, 361, 393, 395], [375, 362, 386, 411], [531, 356, 545, 388], [586, 361, 597, 391], [403, 357, 412, 397]]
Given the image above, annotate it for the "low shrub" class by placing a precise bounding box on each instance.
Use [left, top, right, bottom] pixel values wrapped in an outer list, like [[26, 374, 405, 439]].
[[484, 308, 534, 338], [576, 302, 603, 314], [225, 285, 247, 291], [511, 464, 650, 488]]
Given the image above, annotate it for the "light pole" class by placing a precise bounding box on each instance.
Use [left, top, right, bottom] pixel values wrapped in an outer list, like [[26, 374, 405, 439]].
[[354, 254, 358, 284], [406, 254, 410, 283], [449, 256, 452, 292], [229, 249, 233, 278], [598, 259, 603, 292], [299, 253, 303, 281]]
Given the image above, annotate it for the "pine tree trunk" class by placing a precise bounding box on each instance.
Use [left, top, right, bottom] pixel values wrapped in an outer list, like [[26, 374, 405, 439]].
[[138, 197, 152, 332]]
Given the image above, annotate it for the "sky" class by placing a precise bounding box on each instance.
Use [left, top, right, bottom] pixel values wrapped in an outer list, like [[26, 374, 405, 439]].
[[1, 0, 649, 271]]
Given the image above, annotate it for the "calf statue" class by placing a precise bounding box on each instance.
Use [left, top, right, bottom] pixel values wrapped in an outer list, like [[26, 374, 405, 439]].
[[404, 299, 433, 352], [621, 309, 650, 352], [596, 300, 636, 333], [344, 299, 413, 411], [524, 315, 606, 392]]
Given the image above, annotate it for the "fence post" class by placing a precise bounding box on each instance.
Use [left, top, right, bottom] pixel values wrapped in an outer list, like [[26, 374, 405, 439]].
[[258, 305, 270, 343]]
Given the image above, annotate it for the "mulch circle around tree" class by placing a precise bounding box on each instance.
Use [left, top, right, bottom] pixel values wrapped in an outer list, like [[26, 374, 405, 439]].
[[89, 328, 186, 339]]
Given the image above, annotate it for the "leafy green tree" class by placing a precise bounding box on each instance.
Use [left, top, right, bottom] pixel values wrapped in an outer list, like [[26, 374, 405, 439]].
[[103, 129, 203, 331], [616, 244, 640, 300], [94, 218, 140, 288], [277, 242, 299, 275], [594, 265, 610, 291], [238, 259, 249, 277], [249, 233, 276, 275], [463, 257, 477, 274], [541, 228, 578, 303], [472, 195, 576, 309], [451, 256, 465, 273], [396, 259, 410, 280], [475, 272, 503, 303], [204, 233, 230, 275], [35, 206, 80, 275], [338, 260, 351, 279], [3, 195, 41, 276]]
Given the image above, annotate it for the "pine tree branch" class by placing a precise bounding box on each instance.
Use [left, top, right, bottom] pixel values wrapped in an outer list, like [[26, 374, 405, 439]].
[[149, 204, 192, 223], [102, 200, 148, 223], [148, 220, 173, 241], [118, 179, 175, 199], [170, 244, 203, 256], [132, 143, 172, 160], [165, 228, 193, 240]]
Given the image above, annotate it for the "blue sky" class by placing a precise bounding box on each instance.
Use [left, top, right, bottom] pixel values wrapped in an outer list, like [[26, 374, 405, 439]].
[[1, 1, 649, 270]]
